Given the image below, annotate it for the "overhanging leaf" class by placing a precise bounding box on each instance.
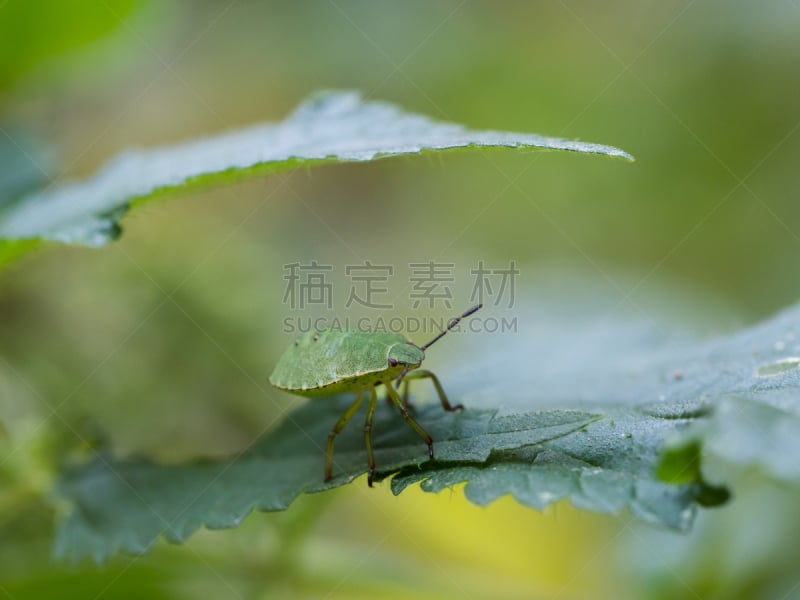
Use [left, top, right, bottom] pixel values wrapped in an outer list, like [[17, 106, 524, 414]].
[[0, 90, 632, 250], [0, 128, 51, 207], [0, 129, 51, 267]]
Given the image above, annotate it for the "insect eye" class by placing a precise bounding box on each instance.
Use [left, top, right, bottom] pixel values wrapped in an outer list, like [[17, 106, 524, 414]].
[[388, 358, 398, 367]]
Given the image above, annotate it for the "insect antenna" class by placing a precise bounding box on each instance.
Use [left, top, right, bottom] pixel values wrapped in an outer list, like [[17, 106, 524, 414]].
[[422, 303, 483, 350], [395, 303, 482, 389]]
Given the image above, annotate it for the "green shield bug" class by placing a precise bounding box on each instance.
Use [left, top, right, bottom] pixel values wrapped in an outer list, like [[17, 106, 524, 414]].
[[269, 304, 482, 486]]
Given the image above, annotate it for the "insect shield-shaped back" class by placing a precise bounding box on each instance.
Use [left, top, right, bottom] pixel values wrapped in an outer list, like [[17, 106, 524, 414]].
[[268, 304, 482, 486], [269, 330, 411, 395]]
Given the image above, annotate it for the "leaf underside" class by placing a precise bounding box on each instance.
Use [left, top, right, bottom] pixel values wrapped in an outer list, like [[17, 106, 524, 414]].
[[55, 291, 800, 561], [0, 90, 632, 252]]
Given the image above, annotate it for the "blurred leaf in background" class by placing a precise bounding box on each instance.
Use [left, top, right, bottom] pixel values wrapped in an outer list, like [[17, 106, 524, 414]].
[[0, 0, 144, 91]]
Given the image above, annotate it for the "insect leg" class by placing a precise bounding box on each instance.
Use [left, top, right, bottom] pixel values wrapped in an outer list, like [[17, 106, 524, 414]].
[[365, 386, 378, 487], [401, 369, 463, 412], [400, 379, 414, 411], [325, 388, 364, 482], [384, 381, 435, 460]]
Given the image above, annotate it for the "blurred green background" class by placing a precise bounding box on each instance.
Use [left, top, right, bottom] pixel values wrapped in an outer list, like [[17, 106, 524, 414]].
[[1, 1, 799, 598]]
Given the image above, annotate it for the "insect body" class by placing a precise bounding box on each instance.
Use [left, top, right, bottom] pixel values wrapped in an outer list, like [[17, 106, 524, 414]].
[[269, 304, 481, 486]]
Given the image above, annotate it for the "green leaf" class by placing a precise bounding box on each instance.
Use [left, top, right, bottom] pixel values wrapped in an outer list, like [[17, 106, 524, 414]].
[[0, 0, 144, 91], [389, 408, 725, 530], [0, 90, 632, 250], [662, 390, 800, 483], [0, 130, 51, 267], [56, 285, 800, 561], [55, 406, 598, 562], [657, 304, 800, 484], [0, 239, 44, 269], [0, 129, 52, 207]]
